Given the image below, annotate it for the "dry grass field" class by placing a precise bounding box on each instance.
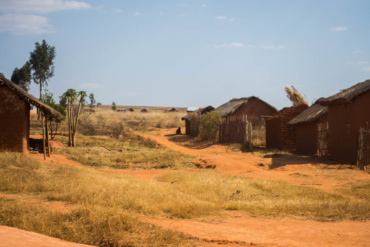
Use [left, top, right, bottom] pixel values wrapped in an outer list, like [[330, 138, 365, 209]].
[[1, 107, 369, 246]]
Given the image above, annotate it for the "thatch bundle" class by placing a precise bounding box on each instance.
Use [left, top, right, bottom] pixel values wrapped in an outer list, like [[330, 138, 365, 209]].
[[284, 86, 308, 107]]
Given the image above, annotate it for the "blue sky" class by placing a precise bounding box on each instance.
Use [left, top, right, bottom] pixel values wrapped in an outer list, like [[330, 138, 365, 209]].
[[0, 0, 369, 109]]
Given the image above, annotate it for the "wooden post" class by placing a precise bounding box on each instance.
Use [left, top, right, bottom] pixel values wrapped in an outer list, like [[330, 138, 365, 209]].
[[45, 115, 51, 157], [41, 113, 46, 160]]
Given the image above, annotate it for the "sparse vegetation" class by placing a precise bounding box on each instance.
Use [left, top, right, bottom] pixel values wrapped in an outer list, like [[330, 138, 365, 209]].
[[199, 111, 221, 141]]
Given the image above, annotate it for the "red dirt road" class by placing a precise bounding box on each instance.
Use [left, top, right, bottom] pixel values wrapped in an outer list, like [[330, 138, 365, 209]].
[[0, 226, 92, 247]]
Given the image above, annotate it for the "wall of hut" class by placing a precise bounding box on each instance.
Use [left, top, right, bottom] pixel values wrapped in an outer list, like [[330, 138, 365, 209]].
[[266, 105, 308, 150], [326, 90, 370, 163], [295, 113, 328, 155], [0, 86, 30, 153]]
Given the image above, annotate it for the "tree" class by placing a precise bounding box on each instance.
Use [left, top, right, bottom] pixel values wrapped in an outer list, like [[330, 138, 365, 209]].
[[89, 93, 96, 108], [97, 102, 102, 107], [29, 40, 56, 118], [42, 89, 66, 140], [11, 62, 32, 91], [112, 102, 116, 111], [61, 89, 87, 147]]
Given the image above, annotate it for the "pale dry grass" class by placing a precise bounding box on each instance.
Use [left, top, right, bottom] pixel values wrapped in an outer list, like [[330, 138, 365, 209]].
[[158, 171, 370, 221], [55, 135, 193, 169]]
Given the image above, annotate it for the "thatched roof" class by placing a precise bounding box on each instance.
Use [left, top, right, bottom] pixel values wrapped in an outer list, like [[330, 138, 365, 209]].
[[319, 79, 370, 105], [289, 101, 327, 125], [0, 74, 63, 120], [214, 96, 277, 118], [181, 106, 214, 120]]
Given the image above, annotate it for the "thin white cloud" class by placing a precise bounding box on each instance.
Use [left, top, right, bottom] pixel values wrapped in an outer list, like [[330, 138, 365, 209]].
[[330, 26, 348, 31], [0, 14, 54, 35], [215, 16, 227, 20], [214, 42, 247, 48], [114, 9, 122, 13], [260, 45, 285, 50], [133, 11, 142, 17], [80, 83, 104, 89], [358, 61, 368, 65], [352, 50, 361, 54], [363, 67, 370, 71], [201, 4, 207, 8], [215, 16, 236, 22], [0, 0, 91, 13]]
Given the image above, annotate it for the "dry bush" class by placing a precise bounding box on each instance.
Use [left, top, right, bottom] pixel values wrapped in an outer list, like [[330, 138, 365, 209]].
[[285, 86, 309, 106], [199, 112, 221, 141]]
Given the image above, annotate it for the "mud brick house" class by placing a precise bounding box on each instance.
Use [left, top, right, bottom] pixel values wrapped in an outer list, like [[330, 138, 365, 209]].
[[0, 74, 62, 153], [266, 104, 308, 151], [288, 101, 328, 155], [214, 97, 277, 120], [181, 106, 214, 136], [319, 79, 370, 164]]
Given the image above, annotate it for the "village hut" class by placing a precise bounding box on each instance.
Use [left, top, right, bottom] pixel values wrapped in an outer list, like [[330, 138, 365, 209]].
[[141, 109, 148, 113], [214, 97, 277, 120], [0, 74, 63, 154], [214, 97, 278, 143], [288, 101, 328, 155], [166, 108, 178, 113], [266, 104, 308, 151], [319, 79, 370, 164], [181, 106, 215, 136]]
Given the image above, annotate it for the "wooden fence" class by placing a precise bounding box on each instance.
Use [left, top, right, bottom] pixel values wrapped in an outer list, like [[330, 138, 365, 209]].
[[357, 122, 369, 170], [219, 115, 248, 143], [317, 122, 329, 157]]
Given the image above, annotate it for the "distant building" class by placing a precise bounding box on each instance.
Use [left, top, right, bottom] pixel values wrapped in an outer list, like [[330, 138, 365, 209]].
[[214, 97, 277, 120], [181, 106, 214, 136]]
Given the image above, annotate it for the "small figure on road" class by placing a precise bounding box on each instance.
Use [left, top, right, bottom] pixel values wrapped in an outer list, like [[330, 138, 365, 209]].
[[176, 127, 181, 135]]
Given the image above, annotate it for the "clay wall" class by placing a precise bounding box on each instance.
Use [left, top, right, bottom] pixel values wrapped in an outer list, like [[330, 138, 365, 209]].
[[295, 113, 328, 155], [0, 86, 30, 153], [327, 90, 370, 163], [266, 105, 308, 150]]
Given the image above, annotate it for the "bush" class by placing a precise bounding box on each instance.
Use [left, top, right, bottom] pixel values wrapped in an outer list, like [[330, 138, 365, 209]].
[[199, 112, 221, 141]]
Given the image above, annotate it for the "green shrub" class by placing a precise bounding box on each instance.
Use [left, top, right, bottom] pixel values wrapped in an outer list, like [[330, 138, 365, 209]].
[[199, 112, 221, 141]]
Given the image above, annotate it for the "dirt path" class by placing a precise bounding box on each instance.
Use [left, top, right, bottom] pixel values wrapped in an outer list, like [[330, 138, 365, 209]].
[[0, 226, 92, 247], [132, 128, 370, 246], [134, 128, 370, 192], [144, 211, 369, 247]]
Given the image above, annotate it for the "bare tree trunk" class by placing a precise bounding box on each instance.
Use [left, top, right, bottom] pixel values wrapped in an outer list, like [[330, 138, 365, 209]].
[[72, 101, 83, 147], [67, 101, 72, 147], [38, 81, 42, 120], [45, 116, 51, 157], [41, 113, 46, 160]]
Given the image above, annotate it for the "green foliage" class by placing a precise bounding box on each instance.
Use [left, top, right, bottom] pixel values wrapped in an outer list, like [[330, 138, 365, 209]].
[[199, 112, 221, 141], [11, 62, 32, 91], [29, 40, 56, 89], [112, 102, 116, 111], [97, 102, 102, 107], [89, 93, 96, 108], [42, 89, 66, 121]]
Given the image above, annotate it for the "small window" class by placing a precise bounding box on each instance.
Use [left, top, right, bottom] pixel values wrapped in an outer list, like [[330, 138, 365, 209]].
[[345, 124, 351, 138]]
